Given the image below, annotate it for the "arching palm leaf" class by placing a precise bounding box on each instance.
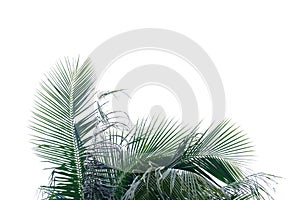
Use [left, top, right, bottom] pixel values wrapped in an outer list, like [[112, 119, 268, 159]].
[[31, 58, 98, 199], [86, 118, 277, 199]]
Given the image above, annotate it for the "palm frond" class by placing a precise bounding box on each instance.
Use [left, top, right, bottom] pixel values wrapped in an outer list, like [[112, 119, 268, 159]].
[[31, 57, 98, 199], [82, 91, 130, 200], [223, 173, 279, 200], [172, 120, 254, 186], [121, 167, 228, 200], [85, 118, 276, 199]]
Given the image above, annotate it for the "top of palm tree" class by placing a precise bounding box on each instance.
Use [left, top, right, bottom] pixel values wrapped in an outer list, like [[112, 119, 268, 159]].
[[30, 57, 279, 200]]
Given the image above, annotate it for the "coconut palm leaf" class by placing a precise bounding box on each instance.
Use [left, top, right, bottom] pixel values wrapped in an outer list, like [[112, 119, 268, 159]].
[[86, 118, 276, 199], [31, 57, 98, 199], [171, 120, 254, 185]]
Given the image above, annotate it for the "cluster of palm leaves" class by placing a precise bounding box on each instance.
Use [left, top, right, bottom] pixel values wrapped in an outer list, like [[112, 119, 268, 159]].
[[30, 58, 278, 200]]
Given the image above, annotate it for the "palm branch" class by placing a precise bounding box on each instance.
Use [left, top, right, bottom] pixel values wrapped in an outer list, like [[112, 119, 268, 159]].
[[31, 57, 103, 199], [85, 118, 278, 199]]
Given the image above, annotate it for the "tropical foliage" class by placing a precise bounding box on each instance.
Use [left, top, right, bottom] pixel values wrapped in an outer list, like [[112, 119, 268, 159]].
[[31, 57, 99, 199], [31, 58, 278, 200]]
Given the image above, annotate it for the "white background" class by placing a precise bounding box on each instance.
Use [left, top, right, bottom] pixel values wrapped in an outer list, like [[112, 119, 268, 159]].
[[1, 1, 299, 199]]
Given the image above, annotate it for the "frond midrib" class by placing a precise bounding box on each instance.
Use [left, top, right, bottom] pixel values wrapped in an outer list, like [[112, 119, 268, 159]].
[[69, 68, 83, 198]]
